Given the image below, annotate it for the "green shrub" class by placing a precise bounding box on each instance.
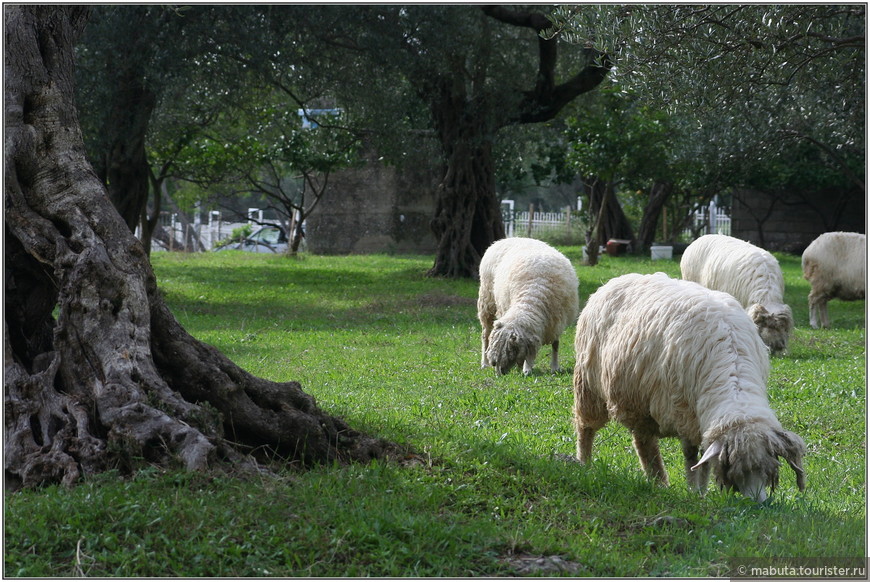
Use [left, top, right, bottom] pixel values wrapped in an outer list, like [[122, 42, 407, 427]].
[[213, 223, 253, 249]]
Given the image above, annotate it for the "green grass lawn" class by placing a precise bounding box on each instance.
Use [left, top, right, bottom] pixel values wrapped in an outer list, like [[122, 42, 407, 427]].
[[5, 249, 866, 577]]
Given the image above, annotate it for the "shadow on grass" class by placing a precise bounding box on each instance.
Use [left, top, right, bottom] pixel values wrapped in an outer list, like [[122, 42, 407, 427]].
[[310, 409, 866, 577]]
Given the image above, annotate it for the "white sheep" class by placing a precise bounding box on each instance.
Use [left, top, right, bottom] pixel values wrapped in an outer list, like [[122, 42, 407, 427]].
[[681, 234, 793, 354], [801, 232, 866, 329], [573, 272, 806, 502], [478, 237, 579, 375]]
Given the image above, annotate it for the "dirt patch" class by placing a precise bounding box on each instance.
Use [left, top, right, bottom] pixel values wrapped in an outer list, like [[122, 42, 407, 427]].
[[499, 552, 587, 576]]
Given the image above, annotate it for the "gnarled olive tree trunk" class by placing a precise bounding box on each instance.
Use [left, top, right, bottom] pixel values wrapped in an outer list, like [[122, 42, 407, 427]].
[[423, 6, 611, 278], [427, 80, 504, 279], [4, 5, 398, 490]]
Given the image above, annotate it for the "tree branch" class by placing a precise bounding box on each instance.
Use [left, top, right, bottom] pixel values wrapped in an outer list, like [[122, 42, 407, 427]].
[[481, 6, 611, 126], [779, 129, 865, 191]]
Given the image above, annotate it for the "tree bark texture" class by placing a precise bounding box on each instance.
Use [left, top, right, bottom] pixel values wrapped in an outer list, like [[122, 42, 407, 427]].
[[636, 181, 674, 250], [426, 80, 504, 279], [4, 6, 399, 490], [584, 177, 636, 249], [423, 7, 611, 278]]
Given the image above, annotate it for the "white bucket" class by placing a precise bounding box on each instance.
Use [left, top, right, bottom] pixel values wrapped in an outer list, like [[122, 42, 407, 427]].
[[650, 245, 673, 260]]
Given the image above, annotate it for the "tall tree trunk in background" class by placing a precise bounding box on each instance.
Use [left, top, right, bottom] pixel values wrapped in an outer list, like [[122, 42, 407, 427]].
[[140, 166, 167, 254], [427, 82, 504, 279], [4, 5, 400, 490], [421, 6, 611, 278], [636, 181, 674, 250], [583, 184, 608, 266], [585, 177, 635, 249], [104, 74, 155, 234], [82, 6, 168, 253]]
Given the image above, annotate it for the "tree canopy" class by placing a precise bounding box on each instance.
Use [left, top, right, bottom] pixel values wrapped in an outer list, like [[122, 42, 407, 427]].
[[75, 5, 611, 276], [72, 5, 863, 269], [533, 4, 864, 250], [545, 5, 864, 189]]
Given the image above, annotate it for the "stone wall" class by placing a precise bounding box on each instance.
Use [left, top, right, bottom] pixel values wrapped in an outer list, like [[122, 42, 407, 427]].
[[306, 145, 441, 255], [731, 188, 865, 254]]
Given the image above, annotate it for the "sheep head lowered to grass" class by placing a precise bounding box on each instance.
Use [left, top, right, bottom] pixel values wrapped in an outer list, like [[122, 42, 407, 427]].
[[485, 319, 541, 376], [477, 237, 579, 375], [692, 420, 807, 502], [572, 272, 806, 503], [681, 234, 794, 354]]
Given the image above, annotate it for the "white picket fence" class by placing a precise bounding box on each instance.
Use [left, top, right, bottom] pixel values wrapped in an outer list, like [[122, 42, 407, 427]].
[[682, 201, 731, 238], [149, 200, 730, 252], [501, 198, 730, 242], [502, 201, 578, 239]]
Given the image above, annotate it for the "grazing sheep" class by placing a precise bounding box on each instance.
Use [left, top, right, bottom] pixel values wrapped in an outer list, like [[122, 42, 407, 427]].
[[681, 234, 793, 354], [478, 237, 579, 375], [801, 232, 866, 329], [573, 272, 806, 502]]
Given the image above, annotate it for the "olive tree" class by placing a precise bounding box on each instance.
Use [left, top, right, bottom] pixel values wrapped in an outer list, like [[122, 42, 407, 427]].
[[544, 5, 864, 244], [301, 5, 611, 277], [545, 4, 864, 188], [5, 5, 398, 490]]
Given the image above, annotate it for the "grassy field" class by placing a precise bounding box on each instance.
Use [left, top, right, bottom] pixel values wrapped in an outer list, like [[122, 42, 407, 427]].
[[5, 248, 866, 577]]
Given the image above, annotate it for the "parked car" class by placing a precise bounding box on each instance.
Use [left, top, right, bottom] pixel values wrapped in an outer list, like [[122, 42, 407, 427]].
[[217, 225, 289, 253]]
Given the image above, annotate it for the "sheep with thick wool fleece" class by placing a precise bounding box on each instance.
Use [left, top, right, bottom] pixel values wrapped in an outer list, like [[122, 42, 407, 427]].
[[572, 272, 806, 503], [681, 234, 793, 354], [478, 237, 579, 375], [801, 232, 866, 329]]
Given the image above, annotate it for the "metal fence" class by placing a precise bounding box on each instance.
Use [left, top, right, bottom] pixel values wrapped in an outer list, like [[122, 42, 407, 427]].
[[148, 209, 273, 252]]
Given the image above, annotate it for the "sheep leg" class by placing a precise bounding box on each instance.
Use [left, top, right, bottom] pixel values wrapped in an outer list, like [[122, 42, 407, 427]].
[[632, 431, 669, 486], [808, 292, 829, 329], [681, 439, 709, 493], [549, 340, 560, 373], [578, 425, 613, 466], [480, 324, 492, 368], [478, 288, 495, 367], [573, 380, 607, 464], [808, 295, 819, 329], [819, 299, 830, 329]]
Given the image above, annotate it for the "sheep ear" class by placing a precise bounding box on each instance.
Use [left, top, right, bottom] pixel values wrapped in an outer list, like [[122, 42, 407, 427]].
[[691, 440, 723, 471], [776, 430, 807, 491], [748, 304, 770, 325]]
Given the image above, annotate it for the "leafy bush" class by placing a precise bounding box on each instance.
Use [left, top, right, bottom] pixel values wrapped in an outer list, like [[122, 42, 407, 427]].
[[213, 223, 253, 249]]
